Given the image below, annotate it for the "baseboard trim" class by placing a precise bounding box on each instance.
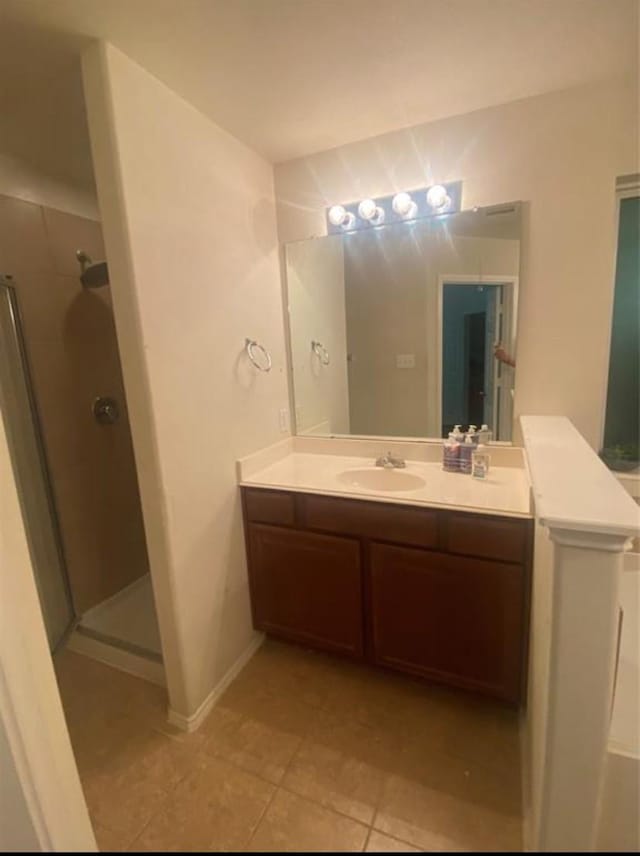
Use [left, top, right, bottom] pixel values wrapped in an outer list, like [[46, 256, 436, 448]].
[[66, 630, 166, 687], [168, 633, 264, 732]]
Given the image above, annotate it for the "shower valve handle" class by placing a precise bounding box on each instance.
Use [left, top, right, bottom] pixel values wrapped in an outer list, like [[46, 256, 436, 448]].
[[93, 396, 119, 425]]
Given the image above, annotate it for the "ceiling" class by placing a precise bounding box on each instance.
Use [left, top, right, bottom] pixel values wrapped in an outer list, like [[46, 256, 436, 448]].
[[0, 0, 637, 189]]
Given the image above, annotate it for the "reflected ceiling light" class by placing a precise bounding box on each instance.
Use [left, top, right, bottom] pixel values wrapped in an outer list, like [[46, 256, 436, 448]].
[[357, 198, 385, 225], [426, 184, 450, 209], [392, 192, 417, 219], [328, 204, 355, 230]]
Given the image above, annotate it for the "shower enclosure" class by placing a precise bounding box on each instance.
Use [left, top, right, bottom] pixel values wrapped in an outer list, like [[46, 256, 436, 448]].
[[0, 274, 75, 651], [1, 192, 161, 687]]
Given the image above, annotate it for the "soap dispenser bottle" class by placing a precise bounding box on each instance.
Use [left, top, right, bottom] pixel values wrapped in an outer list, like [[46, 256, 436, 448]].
[[460, 435, 474, 474], [442, 432, 460, 472], [478, 424, 492, 444], [472, 444, 491, 479]]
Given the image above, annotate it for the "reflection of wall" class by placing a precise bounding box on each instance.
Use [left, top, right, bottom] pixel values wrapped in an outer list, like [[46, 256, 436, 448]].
[[341, 220, 517, 437], [344, 228, 430, 436], [287, 236, 349, 434], [0, 193, 149, 613], [274, 78, 638, 448]]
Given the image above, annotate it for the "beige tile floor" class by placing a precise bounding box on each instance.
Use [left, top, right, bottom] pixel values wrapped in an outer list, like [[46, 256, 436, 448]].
[[54, 640, 522, 852]]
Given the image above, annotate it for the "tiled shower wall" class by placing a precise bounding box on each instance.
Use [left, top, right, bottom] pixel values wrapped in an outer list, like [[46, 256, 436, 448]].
[[0, 193, 149, 613]]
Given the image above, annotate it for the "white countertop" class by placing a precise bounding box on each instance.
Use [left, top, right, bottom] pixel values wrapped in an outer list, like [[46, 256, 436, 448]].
[[239, 451, 531, 518], [521, 415, 640, 538]]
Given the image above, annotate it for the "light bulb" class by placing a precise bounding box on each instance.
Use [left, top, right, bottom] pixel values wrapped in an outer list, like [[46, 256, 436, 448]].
[[328, 205, 347, 226], [358, 198, 385, 226], [392, 192, 417, 219], [341, 212, 356, 230], [358, 199, 378, 220], [426, 184, 449, 209]]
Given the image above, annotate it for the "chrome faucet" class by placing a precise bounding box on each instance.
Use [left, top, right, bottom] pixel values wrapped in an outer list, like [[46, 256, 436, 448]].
[[375, 451, 406, 469]]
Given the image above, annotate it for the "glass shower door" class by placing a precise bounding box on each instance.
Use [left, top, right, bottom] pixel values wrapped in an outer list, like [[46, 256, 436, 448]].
[[0, 275, 75, 651]]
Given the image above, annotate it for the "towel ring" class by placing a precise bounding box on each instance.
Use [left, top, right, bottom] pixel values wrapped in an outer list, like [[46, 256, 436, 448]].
[[245, 338, 272, 372], [311, 340, 330, 366]]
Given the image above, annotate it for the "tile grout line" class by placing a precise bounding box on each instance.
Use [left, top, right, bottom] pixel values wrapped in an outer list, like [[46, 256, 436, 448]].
[[362, 825, 373, 852], [102, 725, 206, 851], [243, 780, 280, 852], [275, 780, 373, 829], [200, 721, 380, 835], [369, 827, 424, 851]]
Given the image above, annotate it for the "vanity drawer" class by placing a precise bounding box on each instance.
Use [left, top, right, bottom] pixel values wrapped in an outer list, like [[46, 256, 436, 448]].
[[299, 494, 438, 549], [244, 488, 296, 526], [445, 512, 528, 563]]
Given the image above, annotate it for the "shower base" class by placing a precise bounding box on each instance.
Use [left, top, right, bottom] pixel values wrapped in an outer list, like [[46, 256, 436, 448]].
[[69, 574, 165, 685]]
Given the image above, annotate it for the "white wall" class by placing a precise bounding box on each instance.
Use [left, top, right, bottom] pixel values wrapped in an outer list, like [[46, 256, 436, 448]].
[[82, 42, 291, 718], [0, 152, 99, 221], [0, 716, 40, 852], [274, 77, 638, 449], [286, 236, 349, 434]]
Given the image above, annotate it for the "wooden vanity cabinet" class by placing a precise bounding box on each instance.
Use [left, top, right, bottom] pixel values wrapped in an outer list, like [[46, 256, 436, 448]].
[[241, 487, 532, 704], [247, 524, 363, 657]]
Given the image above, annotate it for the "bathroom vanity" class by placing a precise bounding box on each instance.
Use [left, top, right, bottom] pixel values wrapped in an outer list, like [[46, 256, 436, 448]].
[[239, 444, 533, 705]]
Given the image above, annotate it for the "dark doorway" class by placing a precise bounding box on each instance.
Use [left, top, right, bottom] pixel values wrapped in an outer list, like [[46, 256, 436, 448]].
[[442, 283, 497, 436], [464, 311, 486, 427]]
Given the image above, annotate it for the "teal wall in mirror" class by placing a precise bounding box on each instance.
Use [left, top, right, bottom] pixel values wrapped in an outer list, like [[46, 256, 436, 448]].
[[603, 193, 640, 469]]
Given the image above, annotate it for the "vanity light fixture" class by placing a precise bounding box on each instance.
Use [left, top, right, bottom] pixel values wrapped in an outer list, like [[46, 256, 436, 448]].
[[426, 184, 450, 210], [328, 204, 356, 230], [326, 180, 462, 234], [392, 192, 418, 219], [357, 198, 385, 225]]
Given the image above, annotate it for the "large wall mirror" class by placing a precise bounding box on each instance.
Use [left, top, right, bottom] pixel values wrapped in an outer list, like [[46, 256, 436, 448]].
[[285, 202, 521, 442]]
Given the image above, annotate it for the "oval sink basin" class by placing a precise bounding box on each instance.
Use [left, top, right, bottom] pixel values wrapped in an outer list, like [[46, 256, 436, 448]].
[[337, 468, 425, 492]]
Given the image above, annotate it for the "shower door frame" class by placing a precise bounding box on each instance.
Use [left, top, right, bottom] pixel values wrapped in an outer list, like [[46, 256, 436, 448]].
[[0, 274, 76, 650]]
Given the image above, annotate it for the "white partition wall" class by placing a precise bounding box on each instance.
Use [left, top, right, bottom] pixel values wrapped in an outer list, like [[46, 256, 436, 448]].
[[82, 41, 290, 725], [521, 416, 639, 851]]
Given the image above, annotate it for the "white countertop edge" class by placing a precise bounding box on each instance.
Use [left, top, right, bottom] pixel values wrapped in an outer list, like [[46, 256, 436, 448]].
[[238, 433, 525, 478], [521, 415, 640, 541], [239, 478, 532, 520], [538, 516, 638, 538]]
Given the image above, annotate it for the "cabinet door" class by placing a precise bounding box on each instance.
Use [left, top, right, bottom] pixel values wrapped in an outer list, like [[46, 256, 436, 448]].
[[370, 543, 525, 702], [248, 523, 363, 657]]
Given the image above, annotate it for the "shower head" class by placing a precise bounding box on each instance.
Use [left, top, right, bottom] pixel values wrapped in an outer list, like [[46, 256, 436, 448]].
[[80, 260, 109, 289], [76, 250, 110, 288]]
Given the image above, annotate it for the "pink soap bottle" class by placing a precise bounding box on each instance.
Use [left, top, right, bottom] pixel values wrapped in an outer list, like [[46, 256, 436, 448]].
[[443, 432, 461, 472]]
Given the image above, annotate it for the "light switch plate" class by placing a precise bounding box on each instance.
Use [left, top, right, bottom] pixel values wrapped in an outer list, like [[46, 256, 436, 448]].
[[396, 354, 416, 369], [278, 408, 289, 433]]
